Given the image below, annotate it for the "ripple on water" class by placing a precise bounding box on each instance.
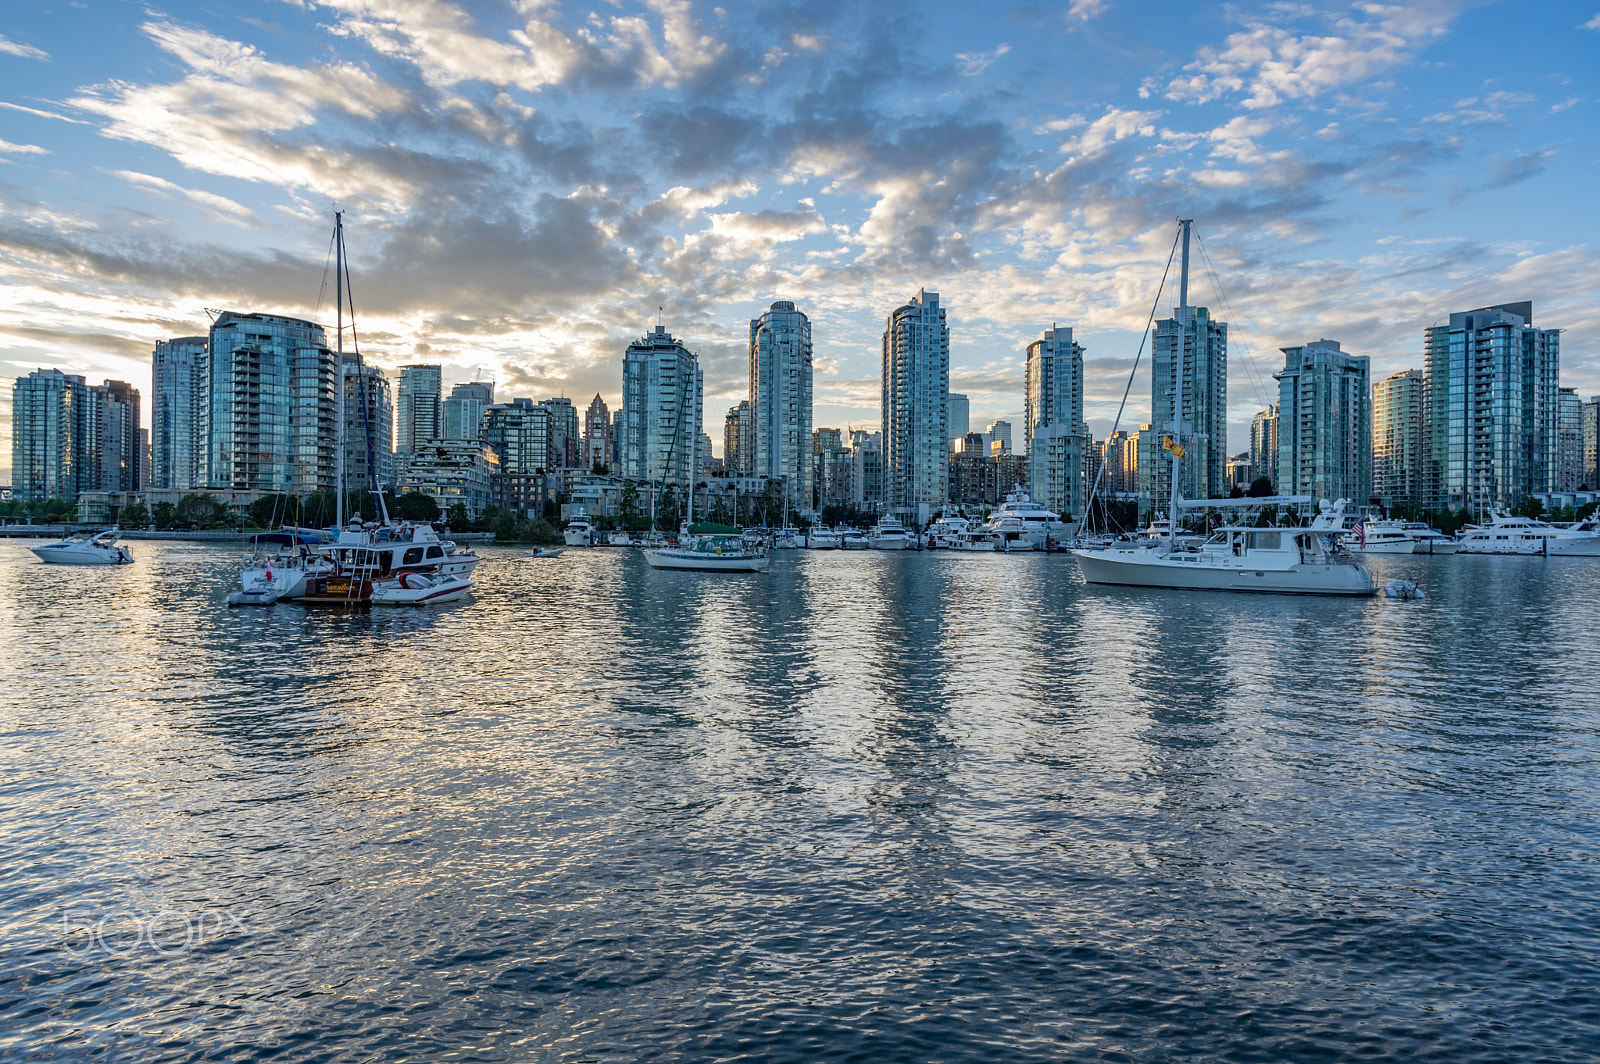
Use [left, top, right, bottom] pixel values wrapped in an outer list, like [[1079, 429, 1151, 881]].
[[1, 542, 1598, 1062]]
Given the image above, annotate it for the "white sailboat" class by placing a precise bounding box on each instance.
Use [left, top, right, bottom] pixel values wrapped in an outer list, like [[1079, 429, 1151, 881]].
[[1072, 219, 1376, 596]]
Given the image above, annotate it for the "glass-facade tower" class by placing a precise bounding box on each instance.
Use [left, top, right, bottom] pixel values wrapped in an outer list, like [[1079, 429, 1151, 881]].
[[152, 336, 208, 490], [1372, 369, 1424, 510], [621, 325, 702, 488], [207, 311, 334, 494], [1025, 326, 1087, 516], [882, 289, 950, 513], [749, 300, 813, 510], [1274, 339, 1370, 505]]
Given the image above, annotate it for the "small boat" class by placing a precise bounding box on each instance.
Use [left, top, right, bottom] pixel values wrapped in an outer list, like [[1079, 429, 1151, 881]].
[[947, 530, 999, 551], [1402, 523, 1460, 554], [772, 526, 803, 549], [840, 529, 870, 550], [645, 531, 769, 572], [368, 572, 475, 605], [521, 547, 566, 558], [30, 529, 133, 565], [237, 531, 333, 600], [1342, 518, 1420, 554], [226, 580, 278, 606]]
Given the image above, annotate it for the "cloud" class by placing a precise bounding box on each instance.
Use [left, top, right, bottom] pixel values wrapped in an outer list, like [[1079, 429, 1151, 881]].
[[1585, 14, 1600, 30], [0, 101, 90, 124], [1068, 0, 1108, 20], [109, 170, 257, 224], [955, 44, 1009, 77], [0, 139, 50, 156], [0, 34, 49, 60]]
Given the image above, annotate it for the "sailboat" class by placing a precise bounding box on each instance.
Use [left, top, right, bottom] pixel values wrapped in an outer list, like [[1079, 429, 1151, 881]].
[[1071, 220, 1375, 596]]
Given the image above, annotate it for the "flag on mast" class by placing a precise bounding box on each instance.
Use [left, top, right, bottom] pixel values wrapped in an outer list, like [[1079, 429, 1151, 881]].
[[1162, 435, 1186, 459]]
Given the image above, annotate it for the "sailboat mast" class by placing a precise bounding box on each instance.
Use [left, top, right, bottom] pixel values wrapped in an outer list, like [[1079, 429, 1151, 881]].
[[1168, 218, 1192, 546], [335, 210, 345, 532], [687, 363, 697, 527]]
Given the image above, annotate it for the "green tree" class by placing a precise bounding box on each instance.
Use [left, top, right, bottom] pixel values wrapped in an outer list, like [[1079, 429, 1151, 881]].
[[1512, 495, 1546, 519], [1246, 476, 1275, 498], [176, 493, 227, 528], [43, 497, 74, 522], [119, 502, 150, 528], [618, 482, 642, 530], [446, 502, 470, 528], [248, 494, 289, 529], [151, 501, 176, 529], [591, 461, 609, 476], [393, 491, 441, 521]]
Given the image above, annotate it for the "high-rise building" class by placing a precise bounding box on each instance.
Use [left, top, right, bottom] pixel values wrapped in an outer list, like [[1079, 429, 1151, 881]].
[[1025, 326, 1087, 516], [621, 325, 702, 487], [723, 400, 752, 473], [813, 428, 851, 508], [881, 289, 950, 514], [1424, 301, 1559, 511], [583, 393, 611, 471], [1372, 369, 1424, 510], [539, 396, 582, 470], [483, 398, 552, 516], [396, 364, 442, 453], [1556, 387, 1584, 493], [987, 419, 1013, 455], [1583, 396, 1599, 490], [207, 312, 334, 494], [1249, 404, 1279, 492], [1274, 339, 1370, 504], [344, 362, 394, 492], [948, 393, 970, 447], [151, 336, 208, 491], [849, 429, 884, 507], [749, 300, 813, 511], [1149, 300, 1227, 510], [1098, 430, 1134, 495], [12, 369, 87, 501], [442, 381, 494, 441], [88, 380, 142, 494], [394, 440, 498, 518]]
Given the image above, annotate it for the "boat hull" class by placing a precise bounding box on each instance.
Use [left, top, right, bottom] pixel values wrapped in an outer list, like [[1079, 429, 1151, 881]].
[[30, 545, 132, 565], [644, 549, 768, 572], [1073, 549, 1375, 595], [370, 577, 475, 605], [1351, 541, 1418, 554]]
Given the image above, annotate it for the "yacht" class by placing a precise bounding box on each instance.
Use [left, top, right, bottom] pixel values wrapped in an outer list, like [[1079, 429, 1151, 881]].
[[30, 529, 133, 566], [948, 529, 999, 552], [645, 529, 768, 572], [1455, 511, 1600, 556], [924, 509, 970, 549], [868, 515, 913, 550], [290, 524, 477, 604], [840, 529, 870, 550], [805, 528, 841, 549], [1343, 518, 1419, 554], [987, 486, 1067, 549], [1075, 498, 1376, 595], [604, 529, 632, 546], [1400, 523, 1460, 554], [563, 516, 595, 546], [772, 527, 803, 549]]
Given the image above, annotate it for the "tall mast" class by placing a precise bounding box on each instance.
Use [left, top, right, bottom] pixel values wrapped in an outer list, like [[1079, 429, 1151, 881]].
[[335, 210, 345, 531], [1168, 218, 1192, 546], [687, 361, 697, 527]]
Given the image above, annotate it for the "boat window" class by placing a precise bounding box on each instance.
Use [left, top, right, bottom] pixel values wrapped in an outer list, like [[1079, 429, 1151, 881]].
[[403, 547, 424, 565], [1247, 532, 1281, 550], [426, 546, 444, 559]]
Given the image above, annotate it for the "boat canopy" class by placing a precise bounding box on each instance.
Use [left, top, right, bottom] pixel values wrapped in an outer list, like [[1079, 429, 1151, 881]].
[[250, 531, 324, 546], [688, 521, 740, 535], [1176, 495, 1314, 509]]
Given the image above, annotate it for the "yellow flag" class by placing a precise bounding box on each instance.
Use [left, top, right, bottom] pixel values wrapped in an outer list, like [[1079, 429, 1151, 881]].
[[1162, 435, 1186, 459]]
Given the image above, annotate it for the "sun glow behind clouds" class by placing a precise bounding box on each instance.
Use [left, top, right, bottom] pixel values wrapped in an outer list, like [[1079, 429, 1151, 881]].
[[0, 0, 1595, 472]]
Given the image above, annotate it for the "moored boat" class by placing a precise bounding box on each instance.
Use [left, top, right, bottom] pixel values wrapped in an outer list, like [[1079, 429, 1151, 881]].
[[30, 529, 133, 566], [1456, 511, 1600, 556], [868, 515, 913, 550]]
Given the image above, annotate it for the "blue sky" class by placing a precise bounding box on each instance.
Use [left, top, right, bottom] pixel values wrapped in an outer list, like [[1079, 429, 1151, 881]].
[[1, 0, 1597, 478]]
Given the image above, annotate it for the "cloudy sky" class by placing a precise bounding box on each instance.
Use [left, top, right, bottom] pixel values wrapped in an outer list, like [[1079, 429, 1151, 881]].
[[1, 0, 1597, 478]]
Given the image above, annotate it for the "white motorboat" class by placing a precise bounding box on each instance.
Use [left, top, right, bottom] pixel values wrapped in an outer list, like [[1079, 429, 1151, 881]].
[[30, 529, 134, 566], [868, 515, 913, 550], [1401, 523, 1459, 554], [368, 572, 475, 605], [604, 529, 631, 546], [840, 529, 870, 550], [1343, 518, 1420, 554], [1455, 511, 1600, 556], [948, 529, 998, 551], [521, 547, 565, 558], [645, 533, 769, 572], [805, 528, 841, 549], [1074, 498, 1377, 595], [987, 486, 1067, 549], [924, 509, 970, 549], [563, 517, 595, 546], [983, 512, 1034, 552]]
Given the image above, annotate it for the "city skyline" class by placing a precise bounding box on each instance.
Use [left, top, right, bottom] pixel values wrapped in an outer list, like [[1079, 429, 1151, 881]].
[[1, 1, 1598, 483]]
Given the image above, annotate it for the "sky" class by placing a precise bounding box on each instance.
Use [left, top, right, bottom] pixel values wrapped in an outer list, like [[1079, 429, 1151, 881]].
[[1, 0, 1597, 480]]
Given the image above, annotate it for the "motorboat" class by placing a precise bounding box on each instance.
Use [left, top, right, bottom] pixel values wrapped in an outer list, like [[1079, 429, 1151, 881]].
[[563, 517, 595, 546], [645, 532, 769, 572], [924, 509, 970, 549], [368, 571, 475, 605], [1074, 498, 1377, 595], [868, 515, 913, 550], [521, 547, 566, 558], [1401, 523, 1460, 554], [237, 531, 333, 599], [988, 485, 1068, 549], [1455, 511, 1600, 556], [30, 529, 133, 565], [1342, 518, 1419, 554], [805, 528, 841, 549], [947, 529, 998, 552], [604, 529, 631, 546], [840, 529, 870, 550], [291, 523, 480, 604]]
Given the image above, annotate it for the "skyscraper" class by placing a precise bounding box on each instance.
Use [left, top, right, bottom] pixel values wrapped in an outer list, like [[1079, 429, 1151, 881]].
[[87, 380, 142, 494], [986, 420, 1013, 456], [1556, 386, 1584, 493], [1249, 404, 1279, 493], [1372, 369, 1425, 510], [1274, 339, 1370, 504], [483, 398, 552, 516], [442, 381, 494, 441], [621, 325, 702, 487], [1424, 301, 1559, 511], [207, 312, 334, 494], [12, 369, 86, 501], [1149, 299, 1227, 509], [1583, 396, 1599, 490], [723, 400, 751, 473], [882, 289, 950, 514], [396, 364, 443, 453], [947, 393, 970, 447], [749, 300, 813, 510], [151, 336, 208, 491], [344, 361, 394, 492], [583, 393, 611, 470], [539, 396, 581, 470], [1025, 326, 1088, 515]]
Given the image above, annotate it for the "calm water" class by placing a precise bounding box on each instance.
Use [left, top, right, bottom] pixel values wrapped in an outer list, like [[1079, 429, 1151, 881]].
[[1, 540, 1598, 1062]]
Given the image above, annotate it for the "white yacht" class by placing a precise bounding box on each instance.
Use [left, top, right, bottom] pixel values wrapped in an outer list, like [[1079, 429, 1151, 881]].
[[924, 510, 970, 549], [30, 529, 133, 566], [291, 523, 477, 604], [1075, 498, 1377, 595], [986, 486, 1067, 549], [1401, 523, 1460, 554], [604, 529, 632, 546], [1343, 518, 1419, 554], [1456, 511, 1600, 556], [948, 529, 998, 551], [772, 527, 803, 549], [868, 515, 913, 550], [563, 516, 595, 546], [805, 528, 841, 549], [840, 529, 870, 550]]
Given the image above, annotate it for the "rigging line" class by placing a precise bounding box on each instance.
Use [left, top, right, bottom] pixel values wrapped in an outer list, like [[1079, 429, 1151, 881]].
[[1194, 229, 1272, 417], [1083, 224, 1183, 534], [314, 226, 337, 321]]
